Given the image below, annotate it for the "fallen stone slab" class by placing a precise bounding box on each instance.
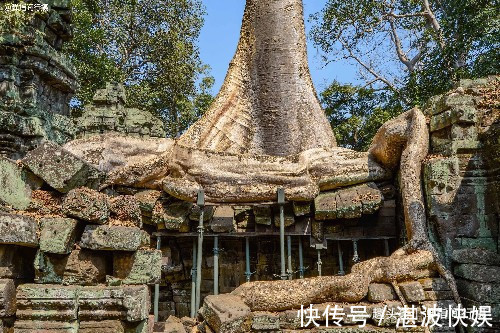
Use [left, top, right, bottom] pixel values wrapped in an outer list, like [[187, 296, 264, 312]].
[[211, 206, 235, 232], [314, 183, 382, 220], [0, 157, 32, 210], [152, 200, 191, 231], [22, 141, 104, 193], [62, 187, 110, 224], [113, 249, 162, 285], [79, 225, 148, 251], [16, 284, 79, 321], [251, 311, 280, 331], [78, 285, 150, 322], [109, 195, 142, 228], [454, 263, 500, 283], [0, 213, 38, 247], [0, 279, 16, 317], [34, 249, 108, 285], [367, 283, 397, 302], [39, 217, 78, 254], [134, 190, 162, 219], [200, 294, 252, 333], [398, 281, 426, 303], [253, 205, 272, 225], [418, 278, 450, 291]]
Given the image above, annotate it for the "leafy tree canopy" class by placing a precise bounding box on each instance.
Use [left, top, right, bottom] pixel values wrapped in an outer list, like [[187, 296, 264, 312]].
[[311, 0, 499, 149], [65, 0, 214, 137]]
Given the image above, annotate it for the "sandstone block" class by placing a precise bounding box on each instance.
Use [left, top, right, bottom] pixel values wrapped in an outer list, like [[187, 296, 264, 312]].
[[314, 183, 382, 220], [34, 249, 108, 285], [201, 294, 252, 333], [0, 157, 32, 210], [0, 213, 38, 247], [22, 142, 104, 193], [251, 311, 280, 331], [456, 280, 500, 303], [253, 205, 272, 225], [109, 195, 142, 228], [424, 290, 454, 301], [113, 249, 162, 285], [451, 248, 500, 266], [39, 217, 78, 254], [62, 187, 110, 224], [418, 278, 450, 291], [454, 264, 500, 283], [273, 205, 295, 227], [13, 320, 78, 332], [134, 190, 162, 220], [399, 281, 426, 303], [80, 225, 148, 251], [189, 205, 215, 222], [152, 201, 191, 231], [292, 201, 311, 216], [78, 285, 150, 322], [0, 279, 16, 317], [78, 320, 125, 333], [367, 283, 397, 302], [16, 284, 79, 321], [210, 206, 235, 233]]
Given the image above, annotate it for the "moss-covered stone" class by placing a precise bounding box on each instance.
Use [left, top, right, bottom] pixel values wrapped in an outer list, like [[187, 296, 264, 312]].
[[79, 225, 148, 251], [62, 187, 110, 224], [0, 157, 32, 210], [0, 213, 38, 247], [39, 217, 78, 254], [152, 200, 192, 231], [22, 142, 104, 193], [113, 249, 162, 285]]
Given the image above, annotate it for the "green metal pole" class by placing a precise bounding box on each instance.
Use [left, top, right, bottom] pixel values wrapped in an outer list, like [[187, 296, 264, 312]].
[[384, 238, 390, 256], [287, 235, 292, 280], [298, 236, 304, 279], [190, 238, 197, 317], [245, 237, 251, 282], [213, 236, 219, 295], [154, 236, 161, 322], [195, 191, 205, 312], [278, 188, 286, 280], [337, 241, 345, 276], [352, 239, 360, 263], [317, 249, 322, 277]]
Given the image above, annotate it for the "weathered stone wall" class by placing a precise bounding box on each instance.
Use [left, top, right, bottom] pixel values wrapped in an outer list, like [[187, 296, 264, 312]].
[[0, 0, 77, 159], [423, 76, 500, 330], [74, 82, 166, 139]]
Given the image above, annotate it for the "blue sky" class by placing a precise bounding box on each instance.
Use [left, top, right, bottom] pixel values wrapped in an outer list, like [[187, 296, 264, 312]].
[[198, 0, 359, 95]]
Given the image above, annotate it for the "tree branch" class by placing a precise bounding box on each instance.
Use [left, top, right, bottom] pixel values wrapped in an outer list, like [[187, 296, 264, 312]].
[[338, 38, 399, 93]]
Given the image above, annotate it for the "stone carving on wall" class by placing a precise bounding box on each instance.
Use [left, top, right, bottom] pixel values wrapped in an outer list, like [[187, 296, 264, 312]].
[[74, 82, 166, 139]]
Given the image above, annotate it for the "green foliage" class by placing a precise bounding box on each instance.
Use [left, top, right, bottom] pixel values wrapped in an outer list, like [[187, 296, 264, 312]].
[[311, 0, 499, 149], [64, 0, 214, 137], [321, 82, 403, 151]]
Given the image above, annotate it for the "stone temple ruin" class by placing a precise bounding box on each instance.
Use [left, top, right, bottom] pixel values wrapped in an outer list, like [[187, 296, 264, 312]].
[[74, 82, 166, 139], [0, 0, 499, 332]]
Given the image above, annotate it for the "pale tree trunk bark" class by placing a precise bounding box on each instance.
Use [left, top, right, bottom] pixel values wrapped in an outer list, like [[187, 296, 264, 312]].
[[178, 0, 337, 156]]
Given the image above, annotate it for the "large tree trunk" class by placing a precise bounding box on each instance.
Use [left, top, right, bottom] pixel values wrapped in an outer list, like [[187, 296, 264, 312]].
[[178, 0, 336, 156]]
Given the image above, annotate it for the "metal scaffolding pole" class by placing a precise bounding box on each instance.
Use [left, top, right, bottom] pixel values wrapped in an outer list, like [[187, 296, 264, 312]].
[[154, 236, 161, 322], [337, 241, 345, 276], [287, 235, 292, 280], [277, 188, 286, 280], [195, 190, 205, 312], [213, 236, 219, 295], [190, 239, 197, 318], [316, 249, 322, 276], [384, 239, 390, 256], [245, 237, 251, 282], [298, 236, 304, 279], [352, 239, 360, 263]]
